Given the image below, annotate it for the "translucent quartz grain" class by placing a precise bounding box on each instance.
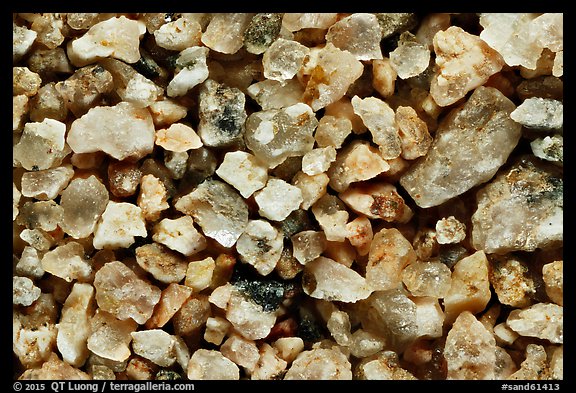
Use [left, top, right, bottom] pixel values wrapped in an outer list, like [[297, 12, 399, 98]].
[[254, 178, 303, 222], [175, 179, 249, 248], [302, 257, 372, 303], [291, 230, 327, 265], [135, 243, 188, 284], [314, 115, 353, 149], [401, 261, 452, 298], [471, 156, 562, 253], [93, 261, 161, 325], [444, 311, 497, 380], [389, 32, 430, 79], [67, 16, 144, 66], [92, 201, 147, 250], [506, 303, 563, 344], [247, 79, 305, 110], [281, 13, 338, 31], [67, 102, 155, 161], [400, 86, 522, 208], [284, 347, 352, 380], [431, 26, 504, 107], [40, 242, 92, 283], [510, 97, 563, 131], [29, 13, 64, 50], [197, 79, 246, 147], [262, 38, 310, 81], [302, 43, 364, 111], [13, 118, 68, 171], [443, 251, 491, 324], [56, 283, 94, 367], [201, 13, 253, 55], [236, 220, 283, 276], [327, 140, 390, 193], [311, 194, 349, 242], [152, 216, 207, 257], [15, 246, 45, 279], [215, 151, 268, 198], [187, 349, 240, 380], [87, 309, 137, 362], [301, 147, 336, 176], [13, 23, 37, 61], [326, 13, 383, 61], [245, 103, 318, 169], [351, 95, 400, 159], [166, 46, 209, 98]]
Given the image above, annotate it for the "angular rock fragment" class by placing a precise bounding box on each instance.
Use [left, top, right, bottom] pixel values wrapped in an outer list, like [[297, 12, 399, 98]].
[[444, 311, 497, 380], [166, 46, 209, 97], [153, 17, 202, 51], [220, 334, 260, 373], [243, 13, 283, 55], [20, 165, 74, 201], [247, 79, 305, 110], [245, 103, 318, 168], [293, 172, 329, 211], [67, 16, 144, 66], [13, 94, 28, 131], [13, 276, 41, 306], [216, 151, 268, 198], [13, 23, 37, 61], [67, 102, 155, 161], [507, 303, 563, 344], [302, 257, 372, 303], [94, 261, 161, 324], [489, 255, 535, 308], [291, 230, 327, 265], [172, 294, 211, 337], [56, 283, 94, 367], [395, 105, 433, 160], [311, 194, 349, 242], [15, 246, 45, 279], [131, 330, 178, 367], [444, 251, 491, 324], [225, 288, 276, 340], [87, 309, 137, 362], [345, 216, 373, 256], [326, 13, 383, 61], [187, 349, 240, 380], [13, 66, 42, 96], [471, 156, 562, 253], [355, 350, 417, 380], [389, 32, 430, 79], [351, 96, 400, 159], [531, 135, 563, 166], [19, 353, 90, 380], [135, 243, 188, 284], [137, 174, 169, 222], [201, 13, 253, 55], [413, 297, 444, 339], [366, 228, 417, 291], [301, 147, 336, 176], [152, 216, 206, 257], [340, 182, 413, 223], [197, 79, 246, 148], [17, 200, 63, 232], [204, 316, 231, 345], [435, 216, 466, 244], [236, 220, 283, 276], [175, 179, 249, 248], [284, 347, 352, 380], [254, 178, 303, 222], [185, 257, 215, 293], [327, 140, 390, 192], [510, 97, 563, 131], [146, 283, 193, 329], [155, 123, 203, 153], [315, 115, 353, 149], [400, 86, 522, 208], [542, 260, 563, 306], [13, 118, 68, 171], [262, 38, 309, 82], [41, 242, 92, 283], [302, 43, 364, 111], [93, 201, 147, 250], [252, 343, 288, 380], [431, 26, 504, 106], [509, 344, 550, 380]]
